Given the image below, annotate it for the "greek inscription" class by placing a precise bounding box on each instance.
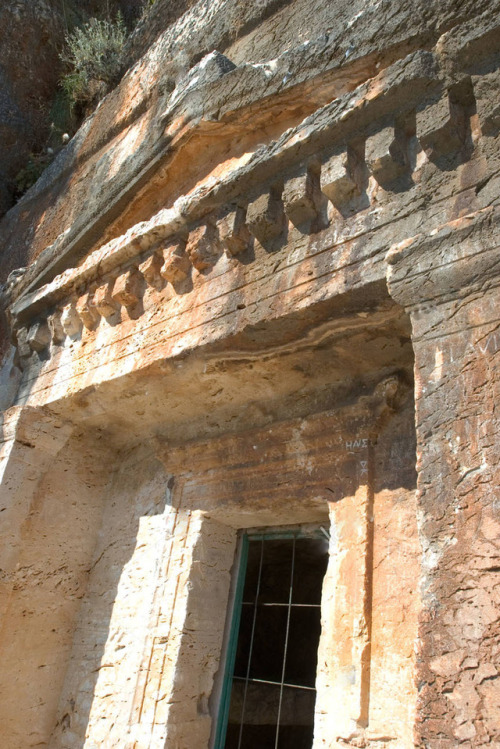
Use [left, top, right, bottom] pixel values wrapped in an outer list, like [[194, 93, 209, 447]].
[[359, 460, 368, 476], [345, 437, 369, 450], [476, 331, 500, 356]]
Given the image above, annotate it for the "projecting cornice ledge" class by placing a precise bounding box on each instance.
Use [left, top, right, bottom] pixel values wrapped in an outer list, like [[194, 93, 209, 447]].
[[386, 205, 500, 312]]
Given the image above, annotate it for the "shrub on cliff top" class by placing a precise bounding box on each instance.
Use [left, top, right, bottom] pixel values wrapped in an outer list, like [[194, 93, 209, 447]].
[[61, 14, 127, 109]]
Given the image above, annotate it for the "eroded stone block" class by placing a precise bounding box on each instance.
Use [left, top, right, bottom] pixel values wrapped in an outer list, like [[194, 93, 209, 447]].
[[282, 169, 319, 225], [61, 302, 83, 337], [161, 241, 191, 283], [27, 321, 51, 353], [94, 282, 119, 319], [112, 269, 144, 309], [186, 224, 219, 272], [47, 311, 65, 345], [15, 326, 32, 363], [139, 253, 164, 290], [474, 69, 500, 136], [321, 150, 358, 206], [76, 293, 100, 330], [246, 190, 284, 243], [417, 95, 462, 155], [366, 126, 407, 184], [217, 207, 251, 255]]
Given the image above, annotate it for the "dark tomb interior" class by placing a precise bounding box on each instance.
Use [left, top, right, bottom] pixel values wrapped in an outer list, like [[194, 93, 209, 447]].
[[224, 534, 329, 749]]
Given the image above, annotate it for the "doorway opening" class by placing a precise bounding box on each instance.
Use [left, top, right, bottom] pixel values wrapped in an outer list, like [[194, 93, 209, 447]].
[[216, 528, 329, 749]]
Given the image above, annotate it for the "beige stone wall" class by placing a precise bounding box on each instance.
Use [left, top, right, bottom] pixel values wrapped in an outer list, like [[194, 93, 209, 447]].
[[314, 402, 420, 748], [0, 413, 110, 748], [42, 386, 418, 748], [48, 449, 237, 749]]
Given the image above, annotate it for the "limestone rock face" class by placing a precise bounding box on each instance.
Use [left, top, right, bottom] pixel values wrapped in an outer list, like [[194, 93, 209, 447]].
[[0, 0, 499, 747]]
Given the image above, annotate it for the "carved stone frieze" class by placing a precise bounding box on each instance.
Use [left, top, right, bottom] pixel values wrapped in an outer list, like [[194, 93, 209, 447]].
[[5, 50, 500, 373]]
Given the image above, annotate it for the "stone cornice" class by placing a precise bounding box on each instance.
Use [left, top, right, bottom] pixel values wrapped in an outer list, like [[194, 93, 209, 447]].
[[9, 49, 441, 319], [7, 47, 441, 307], [6, 43, 500, 371], [3, 2, 499, 304]]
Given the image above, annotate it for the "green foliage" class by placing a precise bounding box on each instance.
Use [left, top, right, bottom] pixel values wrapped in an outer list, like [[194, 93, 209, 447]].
[[61, 14, 127, 107], [14, 153, 53, 196], [48, 89, 77, 143]]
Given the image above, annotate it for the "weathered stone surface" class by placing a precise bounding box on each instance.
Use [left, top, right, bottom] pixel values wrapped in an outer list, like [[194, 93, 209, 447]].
[[185, 223, 220, 272], [282, 166, 321, 226], [387, 209, 500, 748], [160, 241, 191, 283], [47, 310, 65, 345], [27, 320, 51, 353], [246, 188, 285, 244], [94, 281, 119, 319], [139, 252, 164, 290], [0, 1, 499, 747], [321, 149, 359, 207], [111, 268, 144, 309], [75, 291, 100, 331], [474, 67, 500, 135], [366, 125, 408, 184], [6, 0, 493, 305], [14, 326, 31, 365], [217, 206, 251, 255], [60, 301, 83, 338]]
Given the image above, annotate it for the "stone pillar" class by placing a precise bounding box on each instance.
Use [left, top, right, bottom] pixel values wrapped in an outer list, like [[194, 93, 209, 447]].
[[126, 509, 237, 748], [387, 207, 500, 747], [313, 482, 373, 747], [0, 405, 73, 625]]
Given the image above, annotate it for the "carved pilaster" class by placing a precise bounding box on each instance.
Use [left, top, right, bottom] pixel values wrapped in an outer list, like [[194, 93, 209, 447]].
[[386, 206, 500, 747]]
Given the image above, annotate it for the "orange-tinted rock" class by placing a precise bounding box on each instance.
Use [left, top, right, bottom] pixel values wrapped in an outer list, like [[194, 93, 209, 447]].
[[0, 2, 499, 748]]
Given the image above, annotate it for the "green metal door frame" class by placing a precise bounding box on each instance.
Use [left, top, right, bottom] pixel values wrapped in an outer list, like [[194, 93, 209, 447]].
[[213, 525, 328, 749]]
